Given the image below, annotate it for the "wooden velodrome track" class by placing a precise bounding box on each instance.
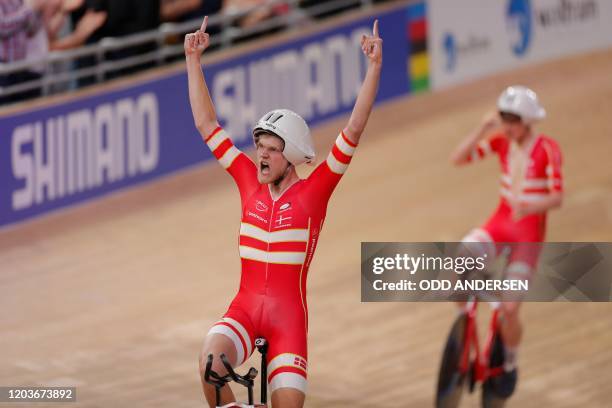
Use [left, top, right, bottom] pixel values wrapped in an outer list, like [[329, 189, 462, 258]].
[[1, 47, 611, 407]]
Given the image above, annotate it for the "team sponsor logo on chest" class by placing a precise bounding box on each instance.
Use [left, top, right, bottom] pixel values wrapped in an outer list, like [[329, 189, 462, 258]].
[[247, 199, 270, 224], [247, 211, 268, 224], [255, 200, 269, 212], [274, 202, 292, 228]]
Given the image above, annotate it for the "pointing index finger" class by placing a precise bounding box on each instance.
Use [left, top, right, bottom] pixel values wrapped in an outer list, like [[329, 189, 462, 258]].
[[373, 19, 379, 37], [200, 15, 208, 32]]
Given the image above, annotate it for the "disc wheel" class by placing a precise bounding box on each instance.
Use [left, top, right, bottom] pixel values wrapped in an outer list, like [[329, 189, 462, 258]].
[[482, 332, 507, 408], [436, 313, 468, 408]]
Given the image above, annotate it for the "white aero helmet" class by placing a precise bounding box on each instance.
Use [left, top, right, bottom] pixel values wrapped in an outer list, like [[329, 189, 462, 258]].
[[497, 85, 546, 124], [253, 109, 315, 166]]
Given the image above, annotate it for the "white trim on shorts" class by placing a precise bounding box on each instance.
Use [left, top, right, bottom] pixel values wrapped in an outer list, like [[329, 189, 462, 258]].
[[207, 318, 253, 365], [462, 228, 494, 244], [269, 372, 307, 394], [461, 228, 496, 258], [222, 317, 253, 357], [267, 353, 307, 376]]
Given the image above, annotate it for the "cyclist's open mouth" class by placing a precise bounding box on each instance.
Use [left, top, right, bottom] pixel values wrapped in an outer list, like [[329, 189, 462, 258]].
[[260, 161, 270, 175]]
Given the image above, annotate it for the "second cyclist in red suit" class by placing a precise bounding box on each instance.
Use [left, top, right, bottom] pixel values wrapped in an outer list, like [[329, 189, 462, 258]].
[[451, 86, 564, 399]]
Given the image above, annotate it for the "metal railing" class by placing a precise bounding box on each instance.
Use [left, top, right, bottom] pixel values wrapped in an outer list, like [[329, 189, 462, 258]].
[[0, 0, 382, 102]]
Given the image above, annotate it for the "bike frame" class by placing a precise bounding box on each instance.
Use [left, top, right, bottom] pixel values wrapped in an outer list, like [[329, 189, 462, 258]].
[[458, 299, 504, 383]]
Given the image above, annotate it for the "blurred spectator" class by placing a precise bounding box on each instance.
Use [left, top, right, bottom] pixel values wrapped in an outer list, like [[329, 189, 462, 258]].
[[104, 0, 161, 78], [2, 0, 378, 104], [58, 0, 160, 85], [19, 0, 69, 93], [51, 0, 108, 86], [50, 1, 106, 51], [105, 0, 160, 37], [299, 0, 358, 20], [161, 0, 202, 21], [64, 0, 159, 45], [96, 0, 160, 78], [0, 0, 43, 104], [224, 0, 289, 29], [180, 0, 224, 22], [161, 0, 223, 36], [221, 0, 291, 45], [41, 0, 71, 42], [22, 0, 51, 82], [160, 0, 223, 61]]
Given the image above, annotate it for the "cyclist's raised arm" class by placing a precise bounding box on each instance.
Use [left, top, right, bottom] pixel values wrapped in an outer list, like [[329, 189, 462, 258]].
[[450, 111, 502, 166], [342, 19, 382, 145], [185, 16, 219, 139], [185, 17, 258, 199], [306, 20, 382, 203]]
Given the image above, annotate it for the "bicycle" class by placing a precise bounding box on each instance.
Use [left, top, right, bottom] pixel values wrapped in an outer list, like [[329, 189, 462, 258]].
[[204, 337, 269, 408], [435, 298, 508, 408]]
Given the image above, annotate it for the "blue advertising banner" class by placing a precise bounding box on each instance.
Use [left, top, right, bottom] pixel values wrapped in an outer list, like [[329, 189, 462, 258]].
[[0, 2, 418, 229]]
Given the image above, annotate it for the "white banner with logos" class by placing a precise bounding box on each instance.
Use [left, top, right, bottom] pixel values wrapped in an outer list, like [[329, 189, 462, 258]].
[[428, 0, 612, 89]]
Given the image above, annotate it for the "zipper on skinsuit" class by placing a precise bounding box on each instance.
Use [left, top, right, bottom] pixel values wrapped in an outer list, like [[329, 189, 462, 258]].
[[264, 200, 275, 293]]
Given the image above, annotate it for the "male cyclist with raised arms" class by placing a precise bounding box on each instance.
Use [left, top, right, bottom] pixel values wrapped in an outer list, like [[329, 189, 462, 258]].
[[185, 16, 382, 408], [451, 86, 563, 398]]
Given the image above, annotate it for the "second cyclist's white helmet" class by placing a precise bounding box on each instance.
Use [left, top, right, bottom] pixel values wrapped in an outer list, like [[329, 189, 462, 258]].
[[253, 109, 315, 166], [497, 85, 546, 124]]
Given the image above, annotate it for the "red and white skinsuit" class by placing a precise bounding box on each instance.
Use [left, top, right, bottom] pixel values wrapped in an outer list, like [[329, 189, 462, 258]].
[[464, 133, 563, 277], [203, 126, 357, 394]]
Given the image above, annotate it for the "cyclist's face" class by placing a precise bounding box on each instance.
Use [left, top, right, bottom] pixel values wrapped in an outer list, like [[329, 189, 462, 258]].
[[255, 133, 289, 184], [501, 114, 530, 143]]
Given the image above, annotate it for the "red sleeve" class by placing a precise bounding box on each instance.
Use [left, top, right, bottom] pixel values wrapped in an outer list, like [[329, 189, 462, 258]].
[[204, 126, 259, 203], [304, 131, 357, 204], [542, 137, 563, 193], [467, 133, 506, 162]]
